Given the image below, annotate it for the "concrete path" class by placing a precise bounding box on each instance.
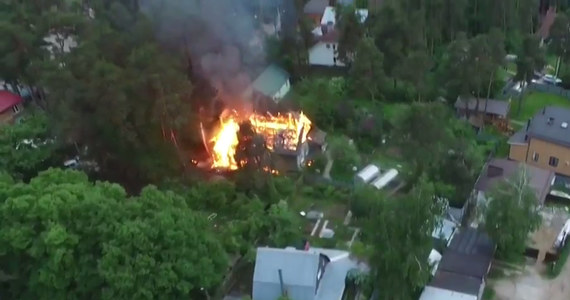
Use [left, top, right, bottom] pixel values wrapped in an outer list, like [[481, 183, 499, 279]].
[[492, 261, 570, 300]]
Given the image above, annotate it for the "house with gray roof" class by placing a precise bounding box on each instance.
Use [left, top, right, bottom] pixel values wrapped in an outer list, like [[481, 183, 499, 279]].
[[251, 64, 291, 103], [454, 97, 510, 130], [508, 106, 570, 176], [252, 247, 368, 300], [419, 228, 495, 300]]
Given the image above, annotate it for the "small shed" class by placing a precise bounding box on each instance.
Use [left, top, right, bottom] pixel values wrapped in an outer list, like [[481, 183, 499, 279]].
[[370, 169, 398, 190], [252, 64, 291, 103], [354, 164, 380, 184]]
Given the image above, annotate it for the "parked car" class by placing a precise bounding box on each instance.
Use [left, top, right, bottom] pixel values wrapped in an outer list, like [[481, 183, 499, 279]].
[[542, 74, 562, 85]]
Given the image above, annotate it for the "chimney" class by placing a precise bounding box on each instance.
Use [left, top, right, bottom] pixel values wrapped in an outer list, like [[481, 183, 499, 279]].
[[278, 269, 285, 296], [548, 117, 555, 125], [487, 165, 504, 178], [543, 107, 546, 115]]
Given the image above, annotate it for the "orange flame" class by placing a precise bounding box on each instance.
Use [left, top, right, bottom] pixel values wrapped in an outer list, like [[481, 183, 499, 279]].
[[209, 110, 312, 170]]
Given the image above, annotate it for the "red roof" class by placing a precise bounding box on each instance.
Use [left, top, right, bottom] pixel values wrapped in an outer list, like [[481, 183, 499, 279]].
[[0, 90, 23, 113]]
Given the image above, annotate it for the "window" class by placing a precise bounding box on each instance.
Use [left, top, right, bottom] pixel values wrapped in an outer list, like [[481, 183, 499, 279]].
[[12, 104, 20, 114], [532, 152, 539, 162], [333, 44, 336, 50], [549, 156, 559, 167]]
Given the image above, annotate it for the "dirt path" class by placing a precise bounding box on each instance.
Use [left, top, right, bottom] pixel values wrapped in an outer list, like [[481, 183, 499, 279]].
[[492, 261, 570, 300]]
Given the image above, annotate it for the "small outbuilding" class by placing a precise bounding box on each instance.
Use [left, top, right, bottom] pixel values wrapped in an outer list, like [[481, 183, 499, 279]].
[[251, 64, 291, 103]]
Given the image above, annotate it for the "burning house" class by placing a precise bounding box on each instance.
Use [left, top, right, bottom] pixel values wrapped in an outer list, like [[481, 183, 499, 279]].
[[140, 0, 326, 174], [204, 109, 317, 173]]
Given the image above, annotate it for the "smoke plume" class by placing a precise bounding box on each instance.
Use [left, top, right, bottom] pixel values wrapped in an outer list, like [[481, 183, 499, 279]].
[[140, 0, 282, 112]]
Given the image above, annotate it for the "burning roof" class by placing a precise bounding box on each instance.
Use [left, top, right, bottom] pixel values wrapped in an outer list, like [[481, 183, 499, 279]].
[[205, 109, 312, 170]]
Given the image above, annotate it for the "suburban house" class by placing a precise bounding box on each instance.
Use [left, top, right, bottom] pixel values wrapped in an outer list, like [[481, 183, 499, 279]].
[[0, 90, 24, 124], [303, 0, 330, 25], [251, 64, 291, 104], [420, 228, 495, 300], [308, 6, 368, 67], [474, 158, 555, 206], [508, 106, 570, 176], [454, 97, 510, 131], [252, 246, 368, 300]]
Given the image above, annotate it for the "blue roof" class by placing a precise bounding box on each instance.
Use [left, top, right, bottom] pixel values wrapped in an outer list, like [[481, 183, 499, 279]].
[[252, 247, 368, 300], [252, 64, 290, 98], [253, 247, 319, 300]]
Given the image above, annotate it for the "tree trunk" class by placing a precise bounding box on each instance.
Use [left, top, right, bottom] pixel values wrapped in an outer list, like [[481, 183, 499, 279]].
[[485, 70, 495, 110], [555, 56, 562, 78], [516, 77, 527, 116]]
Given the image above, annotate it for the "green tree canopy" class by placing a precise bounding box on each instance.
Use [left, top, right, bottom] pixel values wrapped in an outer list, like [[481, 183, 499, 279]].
[[392, 102, 485, 204], [514, 34, 546, 116], [336, 4, 365, 64], [0, 169, 229, 299], [366, 176, 443, 299], [37, 15, 193, 183], [483, 167, 542, 260], [0, 113, 59, 180], [349, 36, 386, 99]]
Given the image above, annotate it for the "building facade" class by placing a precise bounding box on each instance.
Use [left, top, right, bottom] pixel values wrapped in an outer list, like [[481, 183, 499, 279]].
[[508, 107, 570, 176]]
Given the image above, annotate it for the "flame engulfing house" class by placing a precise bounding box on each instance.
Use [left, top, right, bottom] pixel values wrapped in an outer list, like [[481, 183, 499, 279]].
[[208, 110, 324, 173]]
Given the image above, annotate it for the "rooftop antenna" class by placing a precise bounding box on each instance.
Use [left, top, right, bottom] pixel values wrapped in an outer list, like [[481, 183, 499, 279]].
[[278, 269, 285, 297]]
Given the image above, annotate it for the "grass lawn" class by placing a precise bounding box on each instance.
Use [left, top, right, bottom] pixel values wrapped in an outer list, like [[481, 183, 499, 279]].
[[510, 91, 570, 122], [483, 285, 496, 300]]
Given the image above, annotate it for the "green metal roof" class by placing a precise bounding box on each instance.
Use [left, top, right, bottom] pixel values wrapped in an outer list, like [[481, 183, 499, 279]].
[[252, 64, 289, 98]]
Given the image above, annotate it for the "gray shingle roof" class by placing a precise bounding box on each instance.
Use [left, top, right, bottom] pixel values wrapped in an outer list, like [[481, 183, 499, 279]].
[[428, 270, 482, 296], [253, 247, 319, 300], [526, 106, 570, 147], [437, 228, 494, 279], [252, 64, 289, 98], [454, 97, 511, 117], [303, 0, 329, 14]]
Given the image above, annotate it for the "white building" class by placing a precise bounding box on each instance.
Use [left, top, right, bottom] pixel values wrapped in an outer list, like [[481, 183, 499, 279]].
[[308, 6, 368, 67]]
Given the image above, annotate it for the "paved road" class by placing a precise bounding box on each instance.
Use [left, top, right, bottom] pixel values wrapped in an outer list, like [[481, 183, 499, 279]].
[[492, 261, 570, 300]]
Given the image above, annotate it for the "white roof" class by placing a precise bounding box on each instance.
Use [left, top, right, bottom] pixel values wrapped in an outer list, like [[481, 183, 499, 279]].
[[355, 164, 380, 183], [313, 7, 368, 37], [320, 7, 369, 25], [432, 218, 457, 242], [419, 286, 478, 300], [428, 249, 442, 276], [321, 6, 336, 25], [370, 169, 398, 190]]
